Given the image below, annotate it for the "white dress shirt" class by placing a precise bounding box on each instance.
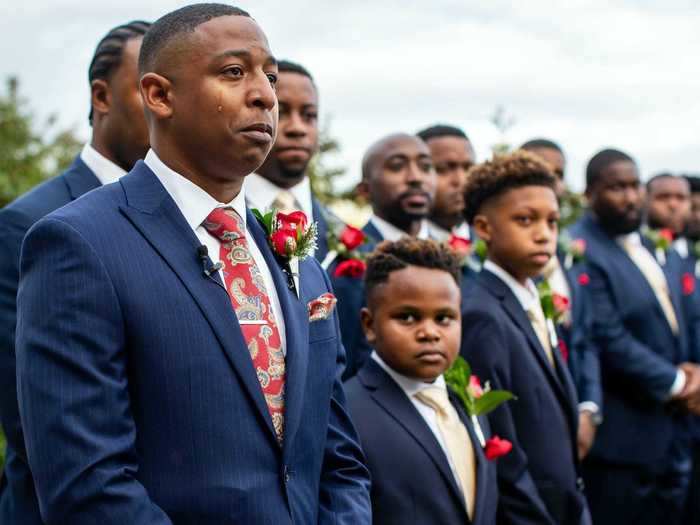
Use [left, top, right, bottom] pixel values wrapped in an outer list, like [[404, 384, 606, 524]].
[[369, 214, 430, 242], [80, 142, 126, 186], [427, 220, 470, 242], [371, 351, 466, 491], [674, 237, 689, 259], [144, 149, 287, 354], [244, 172, 313, 218]]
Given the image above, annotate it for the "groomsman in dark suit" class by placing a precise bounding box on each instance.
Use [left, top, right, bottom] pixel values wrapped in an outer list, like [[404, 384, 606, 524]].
[[0, 20, 151, 525], [570, 150, 700, 525], [246, 60, 336, 262], [15, 5, 370, 524], [332, 133, 436, 379], [346, 239, 498, 524], [522, 138, 603, 460], [461, 151, 589, 524]]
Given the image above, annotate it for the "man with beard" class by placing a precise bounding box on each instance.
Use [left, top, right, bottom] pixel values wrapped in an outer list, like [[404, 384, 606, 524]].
[[246, 60, 335, 262], [332, 133, 436, 379], [570, 149, 700, 525], [0, 20, 151, 525]]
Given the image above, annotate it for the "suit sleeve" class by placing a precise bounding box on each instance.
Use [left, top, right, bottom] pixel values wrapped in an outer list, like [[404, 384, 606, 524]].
[[317, 267, 372, 525], [15, 218, 172, 525], [572, 268, 603, 410], [461, 310, 557, 525], [586, 262, 678, 402]]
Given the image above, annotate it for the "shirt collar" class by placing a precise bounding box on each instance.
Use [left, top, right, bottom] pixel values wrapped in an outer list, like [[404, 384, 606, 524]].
[[616, 231, 641, 247], [144, 149, 247, 230], [370, 214, 429, 242], [371, 351, 446, 396], [427, 220, 470, 242], [483, 259, 539, 311], [244, 172, 313, 217], [80, 142, 127, 186], [674, 237, 689, 258]]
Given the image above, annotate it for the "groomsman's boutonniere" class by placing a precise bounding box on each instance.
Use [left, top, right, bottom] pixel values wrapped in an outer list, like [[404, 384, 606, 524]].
[[321, 224, 369, 278], [682, 272, 696, 296], [537, 280, 571, 349], [444, 356, 515, 459], [577, 272, 591, 286], [558, 233, 586, 269], [446, 234, 488, 271], [643, 227, 674, 266], [252, 208, 318, 297]]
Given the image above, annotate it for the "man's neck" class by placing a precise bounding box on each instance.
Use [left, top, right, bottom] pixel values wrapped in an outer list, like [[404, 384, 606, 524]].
[[90, 137, 124, 172], [430, 213, 463, 232], [374, 211, 422, 237], [256, 163, 305, 190]]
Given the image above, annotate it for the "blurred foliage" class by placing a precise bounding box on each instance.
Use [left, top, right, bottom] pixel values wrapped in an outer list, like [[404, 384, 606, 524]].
[[490, 104, 516, 156], [0, 76, 82, 207], [559, 189, 586, 229], [1, 428, 5, 472], [307, 119, 350, 205]]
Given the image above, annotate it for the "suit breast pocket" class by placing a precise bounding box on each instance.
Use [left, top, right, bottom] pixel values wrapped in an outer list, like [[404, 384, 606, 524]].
[[308, 316, 337, 344]]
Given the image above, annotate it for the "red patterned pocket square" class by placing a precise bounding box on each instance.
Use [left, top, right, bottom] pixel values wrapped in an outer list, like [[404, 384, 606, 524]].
[[308, 293, 337, 322]]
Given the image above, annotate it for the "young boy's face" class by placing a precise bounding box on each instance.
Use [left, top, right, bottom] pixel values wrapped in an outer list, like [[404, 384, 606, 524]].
[[475, 185, 559, 283], [361, 265, 461, 382]]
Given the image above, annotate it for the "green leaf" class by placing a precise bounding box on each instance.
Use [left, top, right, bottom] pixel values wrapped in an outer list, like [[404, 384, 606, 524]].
[[263, 211, 274, 233], [474, 390, 516, 415]]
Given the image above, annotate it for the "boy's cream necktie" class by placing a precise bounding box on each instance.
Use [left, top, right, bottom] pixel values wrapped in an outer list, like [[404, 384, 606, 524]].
[[621, 238, 679, 334], [414, 386, 476, 519], [526, 305, 555, 367]]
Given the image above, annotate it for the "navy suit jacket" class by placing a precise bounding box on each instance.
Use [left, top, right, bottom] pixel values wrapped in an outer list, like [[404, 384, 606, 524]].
[[312, 196, 332, 263], [461, 270, 586, 525], [15, 162, 371, 525], [345, 358, 498, 525], [0, 156, 100, 525], [570, 213, 689, 466]]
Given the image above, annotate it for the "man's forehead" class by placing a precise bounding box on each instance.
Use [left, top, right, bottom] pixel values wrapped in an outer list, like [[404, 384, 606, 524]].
[[380, 137, 429, 159], [194, 15, 272, 57], [650, 176, 690, 195]]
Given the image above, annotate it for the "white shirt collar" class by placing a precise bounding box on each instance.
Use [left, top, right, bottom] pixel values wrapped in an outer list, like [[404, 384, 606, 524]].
[[616, 231, 642, 247], [371, 351, 447, 396], [483, 259, 540, 311], [144, 149, 248, 230], [80, 142, 126, 186], [369, 214, 430, 242], [674, 237, 689, 258], [244, 172, 313, 217], [427, 220, 470, 242]]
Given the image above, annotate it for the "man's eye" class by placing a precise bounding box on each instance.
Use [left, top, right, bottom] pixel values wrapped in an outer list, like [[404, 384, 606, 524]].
[[303, 111, 318, 122], [515, 216, 532, 225], [387, 161, 405, 172], [223, 66, 244, 78], [436, 314, 454, 325], [397, 313, 416, 323], [267, 73, 278, 86], [420, 161, 434, 173]]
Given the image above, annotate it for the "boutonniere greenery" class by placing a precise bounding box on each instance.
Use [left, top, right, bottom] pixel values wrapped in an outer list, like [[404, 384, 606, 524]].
[[691, 241, 700, 277], [321, 224, 368, 278], [537, 280, 571, 347], [446, 234, 488, 271], [558, 233, 586, 269], [252, 209, 318, 297], [444, 356, 515, 458], [642, 227, 674, 266]]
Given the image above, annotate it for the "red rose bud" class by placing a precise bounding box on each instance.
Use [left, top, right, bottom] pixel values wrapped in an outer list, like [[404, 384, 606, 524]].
[[468, 375, 484, 398], [571, 239, 586, 255], [271, 228, 297, 257], [339, 225, 365, 250], [277, 211, 308, 233], [682, 272, 695, 296], [448, 234, 472, 256], [484, 436, 513, 461], [334, 258, 367, 278], [558, 339, 569, 362], [659, 228, 674, 243], [577, 273, 590, 286], [552, 293, 570, 314]]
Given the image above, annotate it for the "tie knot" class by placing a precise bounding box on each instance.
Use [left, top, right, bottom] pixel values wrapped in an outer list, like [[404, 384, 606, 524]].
[[203, 207, 246, 243], [415, 385, 451, 417], [272, 190, 300, 214]]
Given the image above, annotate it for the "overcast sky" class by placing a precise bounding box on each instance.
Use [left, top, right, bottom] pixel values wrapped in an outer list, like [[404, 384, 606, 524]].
[[1, 0, 699, 191]]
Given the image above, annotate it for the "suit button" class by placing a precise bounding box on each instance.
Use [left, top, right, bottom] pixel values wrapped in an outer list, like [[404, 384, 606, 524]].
[[283, 465, 291, 484], [577, 477, 585, 491]]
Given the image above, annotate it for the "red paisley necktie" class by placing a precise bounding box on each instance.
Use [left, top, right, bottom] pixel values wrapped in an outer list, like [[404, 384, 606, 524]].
[[204, 207, 286, 444]]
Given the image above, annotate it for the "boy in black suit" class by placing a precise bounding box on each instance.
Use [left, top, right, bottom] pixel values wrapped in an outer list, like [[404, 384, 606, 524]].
[[345, 239, 499, 525], [460, 152, 589, 524]]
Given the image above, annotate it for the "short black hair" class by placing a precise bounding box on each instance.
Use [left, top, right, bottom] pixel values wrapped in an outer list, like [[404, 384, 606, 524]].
[[646, 172, 675, 191], [417, 124, 469, 143], [88, 20, 151, 123], [585, 148, 635, 189], [463, 151, 556, 224], [278, 60, 314, 82], [520, 138, 563, 154], [684, 175, 700, 194], [364, 239, 461, 301], [139, 3, 250, 74]]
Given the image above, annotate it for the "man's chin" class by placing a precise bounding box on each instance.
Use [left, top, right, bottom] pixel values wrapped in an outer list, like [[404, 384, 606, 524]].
[[605, 216, 642, 236]]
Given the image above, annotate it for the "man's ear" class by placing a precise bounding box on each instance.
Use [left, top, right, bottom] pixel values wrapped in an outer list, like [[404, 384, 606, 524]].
[[360, 307, 376, 344], [140, 73, 174, 120], [355, 180, 370, 202], [473, 214, 491, 243], [90, 79, 111, 120]]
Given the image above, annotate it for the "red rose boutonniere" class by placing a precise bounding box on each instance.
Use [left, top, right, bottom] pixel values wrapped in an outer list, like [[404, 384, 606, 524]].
[[559, 234, 586, 269], [445, 234, 487, 271], [577, 272, 591, 286], [484, 436, 513, 461], [682, 272, 696, 296], [322, 224, 369, 278], [537, 280, 571, 348], [444, 356, 515, 450], [643, 227, 674, 265]]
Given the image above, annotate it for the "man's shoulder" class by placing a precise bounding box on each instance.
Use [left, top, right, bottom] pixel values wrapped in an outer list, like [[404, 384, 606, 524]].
[[1, 174, 72, 234]]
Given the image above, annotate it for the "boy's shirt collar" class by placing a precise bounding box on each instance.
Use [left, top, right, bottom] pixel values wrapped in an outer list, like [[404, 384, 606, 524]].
[[483, 259, 539, 312], [371, 351, 447, 396]]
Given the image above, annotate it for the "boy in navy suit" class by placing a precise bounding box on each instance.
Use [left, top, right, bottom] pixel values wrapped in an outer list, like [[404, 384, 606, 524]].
[[346, 238, 498, 525], [460, 152, 589, 524]]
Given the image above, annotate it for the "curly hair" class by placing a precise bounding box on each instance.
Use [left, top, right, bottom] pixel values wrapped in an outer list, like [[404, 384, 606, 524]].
[[364, 238, 461, 299], [463, 151, 556, 224]]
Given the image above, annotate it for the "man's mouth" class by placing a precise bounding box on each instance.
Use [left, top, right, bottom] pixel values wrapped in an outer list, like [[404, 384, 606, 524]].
[[239, 123, 274, 144]]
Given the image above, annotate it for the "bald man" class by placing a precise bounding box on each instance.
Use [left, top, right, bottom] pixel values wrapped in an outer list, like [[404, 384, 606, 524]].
[[332, 133, 437, 379]]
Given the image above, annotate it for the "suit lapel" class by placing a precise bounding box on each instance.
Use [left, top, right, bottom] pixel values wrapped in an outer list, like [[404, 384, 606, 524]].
[[246, 212, 310, 454], [312, 198, 330, 262], [361, 360, 467, 512], [118, 163, 278, 444], [361, 220, 384, 245], [63, 156, 101, 200]]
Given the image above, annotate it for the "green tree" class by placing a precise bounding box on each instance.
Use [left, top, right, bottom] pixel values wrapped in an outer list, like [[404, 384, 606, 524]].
[[307, 120, 349, 205], [490, 104, 516, 156], [0, 76, 82, 207]]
